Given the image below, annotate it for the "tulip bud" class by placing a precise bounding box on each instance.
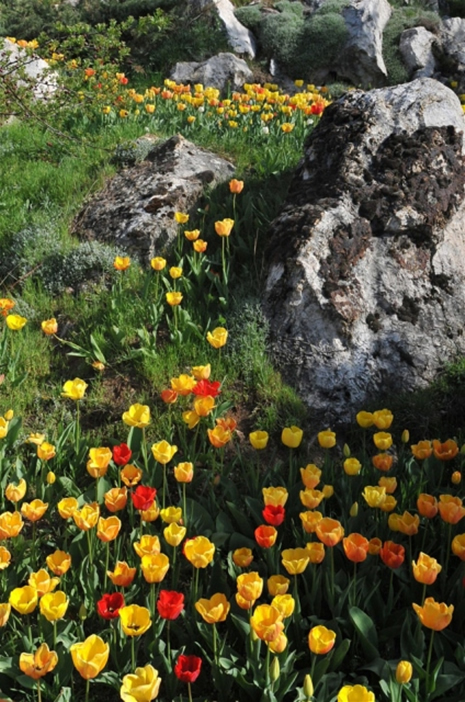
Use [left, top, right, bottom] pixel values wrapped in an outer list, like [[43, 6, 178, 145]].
[[452, 471, 462, 485], [343, 443, 351, 458], [303, 673, 314, 699], [350, 501, 359, 517], [250, 628, 259, 642], [269, 656, 280, 683], [396, 660, 413, 684], [322, 485, 334, 499], [46, 471, 56, 485], [460, 443, 465, 455], [401, 429, 410, 443], [79, 603, 88, 620], [4, 410, 14, 421]]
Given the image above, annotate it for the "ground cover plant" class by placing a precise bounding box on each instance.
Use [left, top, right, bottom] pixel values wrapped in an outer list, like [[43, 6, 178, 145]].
[[2, 23, 465, 702]]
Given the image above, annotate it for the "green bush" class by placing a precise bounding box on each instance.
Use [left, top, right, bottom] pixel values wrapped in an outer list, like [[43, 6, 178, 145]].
[[234, 5, 263, 34], [0, 0, 79, 39]]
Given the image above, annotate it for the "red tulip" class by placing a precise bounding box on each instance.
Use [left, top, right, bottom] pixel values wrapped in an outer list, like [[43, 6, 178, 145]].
[[96, 592, 125, 620], [112, 443, 132, 466], [157, 590, 184, 620], [262, 505, 285, 526], [380, 540, 405, 569], [174, 654, 202, 683], [192, 380, 221, 397], [131, 486, 157, 511]]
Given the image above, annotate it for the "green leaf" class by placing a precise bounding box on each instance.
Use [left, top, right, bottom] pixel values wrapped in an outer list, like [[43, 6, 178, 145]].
[[329, 638, 351, 672], [349, 606, 379, 660], [53, 688, 72, 702], [89, 334, 107, 364]]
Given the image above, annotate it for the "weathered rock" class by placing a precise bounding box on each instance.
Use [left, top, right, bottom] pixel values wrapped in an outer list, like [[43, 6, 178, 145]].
[[214, 0, 256, 58], [304, 0, 392, 88], [264, 78, 465, 423], [170, 52, 253, 91], [71, 134, 235, 260], [440, 18, 465, 90], [399, 26, 438, 79], [1, 39, 58, 101]]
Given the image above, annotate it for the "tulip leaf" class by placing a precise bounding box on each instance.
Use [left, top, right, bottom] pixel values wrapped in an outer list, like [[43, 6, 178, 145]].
[[0, 658, 14, 676], [53, 688, 72, 702], [94, 671, 120, 689], [401, 612, 425, 660], [329, 638, 351, 671], [429, 669, 465, 699], [89, 333, 107, 364], [226, 501, 255, 539], [348, 606, 379, 660]]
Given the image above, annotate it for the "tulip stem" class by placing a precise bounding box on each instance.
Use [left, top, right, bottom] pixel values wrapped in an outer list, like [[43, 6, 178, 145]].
[[163, 465, 167, 510], [167, 620, 171, 662], [188, 682, 193, 702], [104, 543, 110, 591], [444, 523, 452, 580], [131, 636, 136, 671], [265, 644, 270, 688], [86, 529, 93, 567], [37, 680, 42, 702], [213, 622, 218, 667], [182, 484, 187, 530], [352, 562, 357, 607], [330, 547, 335, 606], [75, 401, 80, 455], [426, 630, 435, 687], [53, 621, 57, 650], [141, 428, 149, 474], [84, 680, 90, 702]]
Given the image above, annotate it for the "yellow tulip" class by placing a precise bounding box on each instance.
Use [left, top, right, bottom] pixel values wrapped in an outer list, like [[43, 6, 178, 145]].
[[5, 314, 27, 330], [174, 462, 194, 483], [119, 605, 152, 637], [21, 499, 48, 522], [214, 218, 234, 237], [70, 634, 109, 679], [133, 535, 161, 558], [5, 479, 27, 503], [73, 503, 100, 531], [249, 431, 269, 449], [122, 403, 151, 428], [87, 447, 112, 479], [61, 378, 87, 400], [97, 516, 122, 542], [183, 536, 215, 568], [195, 593, 230, 624], [41, 318, 58, 335], [28, 569, 59, 596], [262, 486, 288, 507], [40, 591, 69, 622], [151, 440, 178, 465], [0, 603, 11, 626], [150, 257, 166, 271], [120, 664, 162, 702], [281, 426, 303, 449], [9, 585, 38, 615], [250, 604, 284, 642], [46, 550, 71, 576], [206, 327, 228, 349], [141, 553, 170, 584], [37, 442, 56, 461], [281, 547, 309, 575], [0, 510, 24, 538], [164, 523, 186, 547], [0, 546, 11, 570], [57, 497, 78, 519]]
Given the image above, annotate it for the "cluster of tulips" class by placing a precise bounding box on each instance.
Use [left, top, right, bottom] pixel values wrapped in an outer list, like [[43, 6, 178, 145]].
[[0, 351, 465, 702]]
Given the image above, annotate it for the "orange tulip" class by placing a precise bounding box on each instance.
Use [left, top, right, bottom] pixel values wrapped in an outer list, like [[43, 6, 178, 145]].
[[438, 494, 465, 524], [417, 493, 438, 519], [433, 439, 459, 461], [411, 440, 433, 460], [21, 500, 48, 522], [20, 643, 58, 679], [299, 510, 323, 534], [300, 464, 321, 488], [343, 533, 369, 563], [308, 625, 336, 654], [104, 487, 128, 513], [372, 454, 393, 472], [316, 518, 344, 547], [412, 597, 453, 630], [97, 516, 121, 542], [120, 465, 143, 487], [305, 542, 326, 564], [452, 534, 465, 560], [107, 561, 136, 587]]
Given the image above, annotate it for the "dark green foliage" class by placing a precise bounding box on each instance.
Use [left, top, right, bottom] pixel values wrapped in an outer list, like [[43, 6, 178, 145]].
[[234, 5, 263, 33], [0, 0, 80, 39], [448, 0, 465, 17]]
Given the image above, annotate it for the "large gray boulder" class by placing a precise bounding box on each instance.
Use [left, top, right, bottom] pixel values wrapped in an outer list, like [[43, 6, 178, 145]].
[[264, 78, 465, 422], [440, 18, 465, 90], [71, 134, 235, 260], [170, 52, 253, 92]]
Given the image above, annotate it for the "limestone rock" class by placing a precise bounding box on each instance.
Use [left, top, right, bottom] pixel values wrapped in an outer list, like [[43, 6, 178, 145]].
[[307, 0, 391, 88], [214, 0, 256, 58], [170, 52, 253, 91], [71, 134, 235, 260], [1, 39, 57, 101], [399, 27, 438, 79], [264, 78, 465, 422]]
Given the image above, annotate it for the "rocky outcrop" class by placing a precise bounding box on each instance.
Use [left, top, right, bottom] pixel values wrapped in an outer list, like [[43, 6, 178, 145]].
[[264, 78, 465, 422], [337, 0, 392, 87], [170, 52, 253, 91], [440, 18, 465, 91], [71, 135, 235, 260], [399, 27, 437, 80], [214, 0, 256, 58]]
